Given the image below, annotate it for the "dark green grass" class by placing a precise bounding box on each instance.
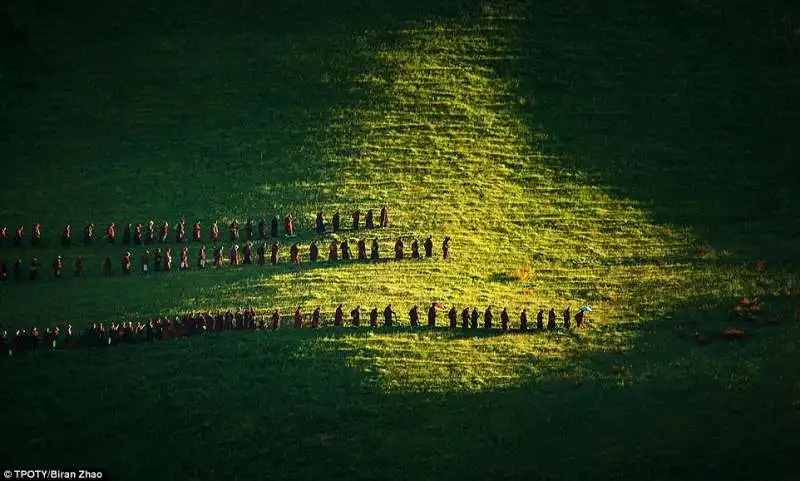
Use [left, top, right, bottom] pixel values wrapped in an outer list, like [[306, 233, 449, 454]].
[[1, 0, 800, 479]]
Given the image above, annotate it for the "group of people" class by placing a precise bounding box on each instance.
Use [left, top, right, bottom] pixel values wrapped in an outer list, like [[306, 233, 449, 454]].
[[0, 235, 451, 280], [0, 304, 588, 358], [0, 205, 390, 248]]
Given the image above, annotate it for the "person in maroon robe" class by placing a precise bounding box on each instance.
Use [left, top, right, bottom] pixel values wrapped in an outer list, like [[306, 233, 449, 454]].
[[563, 306, 571, 329], [271, 308, 281, 330], [310, 241, 319, 262], [0, 225, 7, 245], [159, 222, 169, 243], [484, 306, 494, 329], [334, 304, 344, 327], [134, 223, 143, 245], [500, 308, 510, 332], [411, 239, 420, 259], [442, 237, 451, 259], [243, 242, 253, 264], [369, 308, 378, 328], [424, 236, 433, 258], [106, 223, 116, 244], [102, 257, 112, 276], [290, 243, 299, 264], [230, 245, 240, 266], [328, 241, 338, 261], [122, 223, 132, 244], [213, 246, 222, 267], [315, 212, 325, 234], [270, 243, 279, 264], [547, 308, 556, 330], [198, 246, 206, 269], [332, 211, 341, 233], [394, 238, 404, 260], [74, 255, 83, 278], [193, 222, 201, 242], [163, 248, 172, 271], [350, 306, 361, 327], [409, 305, 419, 327], [122, 252, 132, 274], [229, 220, 238, 241], [284, 215, 294, 236], [448, 306, 457, 329], [461, 308, 470, 329], [293, 307, 303, 329], [365, 210, 374, 229], [311, 307, 321, 329], [146, 221, 155, 245], [176, 219, 186, 243], [258, 218, 267, 239], [352, 210, 360, 231], [357, 239, 366, 260], [575, 309, 586, 328], [371, 239, 379, 260], [180, 246, 189, 271], [427, 303, 437, 327], [52, 256, 63, 278], [379, 205, 389, 228], [341, 240, 351, 260], [520, 308, 528, 331], [210, 222, 219, 243], [31, 223, 41, 247], [62, 224, 71, 247], [536, 309, 544, 330], [14, 224, 23, 246], [384, 304, 397, 327]]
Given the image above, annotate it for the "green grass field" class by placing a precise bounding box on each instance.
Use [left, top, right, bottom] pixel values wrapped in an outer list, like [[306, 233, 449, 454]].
[[1, 0, 800, 479]]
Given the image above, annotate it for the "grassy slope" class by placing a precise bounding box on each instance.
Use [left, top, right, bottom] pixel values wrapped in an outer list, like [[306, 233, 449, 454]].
[[1, 0, 799, 479]]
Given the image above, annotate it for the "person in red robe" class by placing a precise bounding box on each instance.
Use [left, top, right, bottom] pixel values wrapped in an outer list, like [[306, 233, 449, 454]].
[[213, 246, 223, 267], [365, 210, 374, 229], [163, 248, 172, 271], [284, 215, 294, 236], [106, 223, 116, 244], [230, 244, 239, 266], [271, 308, 281, 330], [14, 224, 23, 246], [293, 307, 303, 329], [210, 222, 219, 243], [442, 237, 451, 260], [176, 219, 186, 243], [159, 222, 169, 243], [122, 252, 132, 274], [369, 308, 378, 327], [334, 304, 344, 327], [424, 236, 433, 258], [328, 241, 338, 261], [180, 246, 189, 271], [134, 223, 143, 245], [270, 243, 279, 264], [379, 205, 389, 228], [62, 224, 71, 247], [290, 243, 299, 264], [74, 255, 83, 278], [198, 246, 206, 269], [394, 238, 404, 260], [311, 307, 321, 328], [575, 310, 586, 328], [145, 220, 155, 245], [229, 220, 238, 241], [409, 305, 419, 327], [31, 223, 41, 247], [350, 305, 361, 327], [52, 256, 62, 278], [0, 225, 7, 245], [448, 306, 457, 329], [192, 222, 201, 242], [357, 239, 366, 260]]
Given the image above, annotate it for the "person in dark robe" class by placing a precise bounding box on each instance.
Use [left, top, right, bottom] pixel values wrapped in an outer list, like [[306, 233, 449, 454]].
[[243, 242, 253, 264], [293, 307, 303, 329], [141, 250, 150, 274], [122, 223, 132, 244], [315, 212, 325, 234], [102, 257, 112, 276], [357, 239, 366, 260], [311, 307, 321, 329], [484, 306, 494, 329], [122, 252, 132, 275], [229, 220, 239, 242], [52, 256, 62, 278], [270, 243, 279, 264], [198, 246, 206, 269], [245, 219, 254, 241], [424, 236, 433, 258], [74, 255, 83, 278], [461, 308, 470, 329], [547, 308, 557, 330], [341, 240, 351, 260], [310, 241, 319, 262], [334, 304, 344, 327], [394, 238, 404, 260], [271, 308, 281, 330], [448, 306, 457, 329], [0, 226, 7, 245], [210, 222, 219, 243], [230, 245, 239, 266], [270, 214, 279, 237], [328, 241, 338, 261], [176, 219, 186, 243], [290, 243, 299, 264], [83, 223, 93, 246], [471, 307, 480, 329], [180, 246, 189, 271], [563, 306, 571, 329], [411, 239, 420, 259], [284, 215, 294, 236], [13, 257, 23, 280], [31, 223, 41, 247], [369, 307, 378, 328], [371, 239, 379, 260], [379, 205, 389, 228], [365, 209, 374, 229], [0, 260, 7, 282], [409, 305, 419, 327], [257, 243, 266, 265], [442, 237, 451, 260], [384, 304, 396, 327], [159, 222, 169, 243], [500, 308, 510, 332], [427, 303, 437, 327], [62, 224, 71, 247], [352, 210, 360, 231], [154, 248, 162, 272], [575, 309, 586, 329], [537, 309, 544, 330], [106, 223, 116, 244], [163, 248, 173, 271], [193, 222, 202, 242], [145, 220, 155, 245], [134, 223, 143, 245], [351, 305, 361, 327], [520, 308, 528, 331], [258, 218, 267, 240], [332, 211, 341, 233]]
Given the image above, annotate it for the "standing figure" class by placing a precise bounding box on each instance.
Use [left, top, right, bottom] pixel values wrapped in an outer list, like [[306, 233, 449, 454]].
[[243, 242, 253, 264], [0, 226, 7, 245], [29, 258, 40, 281], [230, 245, 240, 266], [134, 223, 143, 245], [270, 214, 279, 237], [500, 308, 510, 332], [52, 256, 63, 278], [146, 221, 155, 245], [470, 307, 479, 329], [371, 239, 379, 260], [394, 238, 404, 260], [334, 304, 344, 327], [461, 307, 470, 329], [520, 308, 528, 331], [213, 246, 223, 268], [180, 246, 189, 271], [83, 223, 93, 246], [384, 304, 396, 327], [62, 224, 72, 247], [563, 306, 571, 329], [229, 220, 239, 242], [448, 306, 457, 329], [13, 224, 23, 247], [293, 307, 303, 329], [74, 255, 84, 278], [427, 303, 437, 327], [257, 243, 266, 265], [311, 307, 321, 329], [193, 222, 202, 242], [258, 218, 267, 240], [31, 223, 41, 247], [442, 237, 451, 260], [13, 257, 23, 280], [332, 211, 341, 233], [198, 246, 206, 269], [270, 243, 280, 264], [350, 306, 361, 327], [424, 236, 433, 258], [141, 251, 150, 274], [357, 239, 366, 260], [122, 252, 132, 274], [106, 223, 116, 244], [379, 204, 389, 228], [159, 222, 169, 243], [163, 248, 173, 271], [537, 309, 544, 331], [409, 305, 420, 327], [315, 212, 325, 234], [245, 219, 254, 241], [154, 248, 162, 272], [290, 243, 299, 264], [352, 210, 360, 231], [210, 222, 219, 243], [328, 241, 338, 261], [284, 215, 294, 236], [310, 241, 319, 262], [341, 240, 351, 260], [484, 306, 494, 329], [365, 209, 375, 229], [411, 239, 420, 259], [102, 257, 112, 276], [122, 223, 132, 244], [176, 219, 186, 243], [575, 309, 586, 329], [547, 308, 557, 330], [271, 308, 281, 330], [369, 308, 379, 328]]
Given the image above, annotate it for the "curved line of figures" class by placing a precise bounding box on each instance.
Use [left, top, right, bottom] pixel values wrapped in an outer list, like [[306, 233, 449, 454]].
[[0, 305, 589, 358], [0, 236, 451, 280], [0, 206, 390, 248]]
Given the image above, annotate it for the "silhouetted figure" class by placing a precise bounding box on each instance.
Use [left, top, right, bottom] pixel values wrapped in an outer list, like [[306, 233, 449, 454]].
[[102, 257, 112, 277], [357, 239, 367, 260], [198, 246, 206, 269], [160, 222, 169, 243], [230, 245, 239, 266], [106, 223, 116, 244], [52, 256, 62, 278], [122, 252, 132, 274], [369, 308, 378, 328], [427, 303, 437, 327], [271, 215, 279, 237], [500, 308, 510, 332], [471, 307, 479, 329], [310, 241, 319, 262], [379, 205, 389, 228], [371, 239, 379, 260], [332, 211, 341, 233], [74, 255, 83, 278], [328, 241, 338, 261], [122, 223, 132, 244], [290, 243, 299, 264], [341, 240, 351, 260], [315, 212, 325, 234], [352, 210, 360, 231], [520, 308, 528, 331], [243, 242, 253, 264], [484, 306, 494, 329], [210, 222, 219, 243], [424, 236, 433, 258], [193, 222, 202, 242], [229, 220, 239, 242], [394, 238, 404, 260], [365, 209, 375, 229], [575, 310, 585, 329], [245, 219, 254, 241], [384, 304, 396, 327], [84, 223, 93, 246], [537, 309, 544, 331], [31, 223, 41, 247], [448, 306, 457, 329], [293, 307, 303, 329], [312, 307, 321, 329], [563, 306, 571, 329], [442, 237, 451, 260], [461, 308, 470, 329], [258, 218, 267, 240], [351, 306, 361, 327], [270, 243, 279, 264], [411, 239, 420, 259], [409, 305, 419, 327], [334, 304, 344, 327], [257, 242, 266, 265], [271, 309, 281, 330], [547, 308, 557, 330]]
